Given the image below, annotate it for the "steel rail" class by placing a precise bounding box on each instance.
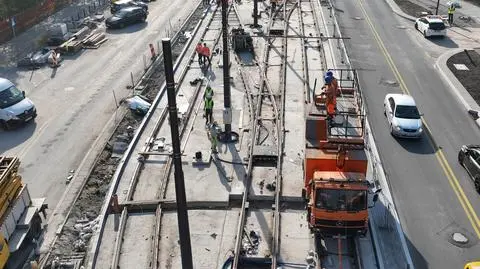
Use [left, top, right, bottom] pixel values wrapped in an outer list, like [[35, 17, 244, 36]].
[[151, 6, 242, 268], [89, 3, 215, 268], [231, 1, 295, 267]]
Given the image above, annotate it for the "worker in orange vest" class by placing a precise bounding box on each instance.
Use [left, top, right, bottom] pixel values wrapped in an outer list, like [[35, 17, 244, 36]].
[[196, 42, 204, 65], [201, 43, 211, 66], [322, 76, 336, 116]]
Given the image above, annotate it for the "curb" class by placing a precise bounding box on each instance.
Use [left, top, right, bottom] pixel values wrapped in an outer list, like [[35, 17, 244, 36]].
[[434, 48, 480, 128], [384, 0, 416, 22]]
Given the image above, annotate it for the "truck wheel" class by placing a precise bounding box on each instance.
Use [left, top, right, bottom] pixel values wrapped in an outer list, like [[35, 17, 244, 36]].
[[423, 31, 427, 38], [414, 23, 418, 30]]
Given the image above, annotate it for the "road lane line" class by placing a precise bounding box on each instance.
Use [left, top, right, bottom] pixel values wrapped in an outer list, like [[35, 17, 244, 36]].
[[357, 0, 480, 237]]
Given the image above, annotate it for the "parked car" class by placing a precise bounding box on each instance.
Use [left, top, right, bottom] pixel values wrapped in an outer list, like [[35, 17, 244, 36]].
[[0, 78, 37, 130], [383, 94, 423, 138], [415, 15, 447, 38], [17, 48, 61, 68], [110, 0, 148, 14], [106, 7, 148, 29], [458, 145, 480, 193]]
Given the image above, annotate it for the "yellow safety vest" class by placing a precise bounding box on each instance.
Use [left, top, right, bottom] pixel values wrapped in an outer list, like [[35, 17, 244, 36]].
[[205, 99, 214, 109], [205, 88, 213, 99], [448, 6, 455, 14]]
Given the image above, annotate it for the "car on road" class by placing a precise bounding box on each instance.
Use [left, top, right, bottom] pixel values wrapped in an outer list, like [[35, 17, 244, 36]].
[[384, 94, 423, 138], [110, 0, 148, 14], [414, 15, 447, 38], [0, 78, 37, 130], [105, 7, 148, 29], [458, 145, 480, 193]]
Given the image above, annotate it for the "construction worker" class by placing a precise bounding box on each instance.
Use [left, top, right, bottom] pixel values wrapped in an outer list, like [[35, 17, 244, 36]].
[[321, 76, 336, 116], [205, 94, 214, 125], [208, 122, 219, 153], [202, 43, 212, 66], [49, 49, 59, 68], [204, 86, 214, 100], [196, 42, 204, 65], [448, 4, 455, 25]]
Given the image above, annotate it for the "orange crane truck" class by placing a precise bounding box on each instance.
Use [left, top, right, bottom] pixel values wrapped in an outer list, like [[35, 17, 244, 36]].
[[302, 69, 379, 236], [0, 156, 47, 269]]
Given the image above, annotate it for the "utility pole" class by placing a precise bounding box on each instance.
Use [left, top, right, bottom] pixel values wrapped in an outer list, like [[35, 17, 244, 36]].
[[162, 38, 194, 269], [253, 0, 259, 27], [222, 0, 231, 136], [435, 0, 440, 14], [219, 0, 239, 143]]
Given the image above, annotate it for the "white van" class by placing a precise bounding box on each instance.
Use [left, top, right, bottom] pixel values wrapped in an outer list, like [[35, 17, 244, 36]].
[[0, 78, 37, 130]]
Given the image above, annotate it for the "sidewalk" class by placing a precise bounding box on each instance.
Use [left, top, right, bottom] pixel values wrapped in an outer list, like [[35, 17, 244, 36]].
[[0, 0, 108, 69]]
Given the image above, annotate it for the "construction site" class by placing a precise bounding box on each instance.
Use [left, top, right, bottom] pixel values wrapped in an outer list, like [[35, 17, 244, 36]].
[[0, 0, 431, 268]]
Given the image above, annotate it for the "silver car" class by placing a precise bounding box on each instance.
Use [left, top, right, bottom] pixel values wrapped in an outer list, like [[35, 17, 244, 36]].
[[384, 94, 423, 138]]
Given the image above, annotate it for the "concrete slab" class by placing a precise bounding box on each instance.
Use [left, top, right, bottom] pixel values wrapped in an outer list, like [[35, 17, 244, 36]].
[[243, 210, 274, 258], [118, 213, 156, 269], [278, 211, 312, 265], [158, 210, 239, 269]]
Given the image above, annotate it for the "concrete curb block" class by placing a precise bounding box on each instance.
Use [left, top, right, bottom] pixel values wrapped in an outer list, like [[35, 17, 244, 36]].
[[434, 48, 480, 128], [365, 121, 415, 269], [383, 0, 416, 22]]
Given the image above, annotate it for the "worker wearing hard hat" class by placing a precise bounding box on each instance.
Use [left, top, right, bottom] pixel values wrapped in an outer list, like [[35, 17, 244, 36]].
[[448, 4, 456, 25], [204, 94, 214, 125], [204, 86, 214, 100], [322, 71, 337, 116]]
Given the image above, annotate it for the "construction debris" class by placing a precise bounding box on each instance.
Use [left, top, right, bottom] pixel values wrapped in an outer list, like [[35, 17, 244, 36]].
[[73, 217, 100, 252], [124, 95, 152, 115], [81, 31, 108, 49]]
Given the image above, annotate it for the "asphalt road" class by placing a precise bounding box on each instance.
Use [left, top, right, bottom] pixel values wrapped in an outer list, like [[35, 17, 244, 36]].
[[333, 0, 480, 267], [0, 1, 199, 208]]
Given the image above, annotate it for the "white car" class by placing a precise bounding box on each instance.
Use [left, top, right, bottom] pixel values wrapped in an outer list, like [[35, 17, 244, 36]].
[[415, 15, 447, 38], [384, 94, 423, 138]]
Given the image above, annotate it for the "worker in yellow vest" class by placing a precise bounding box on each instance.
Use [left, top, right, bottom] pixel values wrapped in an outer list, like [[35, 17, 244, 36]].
[[448, 4, 455, 25], [204, 86, 214, 100], [204, 95, 214, 125]]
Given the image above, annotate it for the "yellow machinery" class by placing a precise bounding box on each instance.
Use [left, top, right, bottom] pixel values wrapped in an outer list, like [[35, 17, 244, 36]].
[[0, 157, 47, 269]]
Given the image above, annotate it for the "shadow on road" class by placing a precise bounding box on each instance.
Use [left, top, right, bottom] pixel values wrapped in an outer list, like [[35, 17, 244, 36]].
[[371, 195, 428, 269], [393, 132, 436, 155], [428, 35, 459, 48], [105, 22, 148, 34], [0, 121, 37, 153]]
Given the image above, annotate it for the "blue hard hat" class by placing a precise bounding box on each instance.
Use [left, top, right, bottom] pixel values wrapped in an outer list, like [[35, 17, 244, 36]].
[[325, 76, 333, 84], [326, 71, 333, 77]]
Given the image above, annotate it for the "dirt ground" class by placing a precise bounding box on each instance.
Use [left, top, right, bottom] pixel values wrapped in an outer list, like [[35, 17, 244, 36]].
[[447, 49, 480, 103]]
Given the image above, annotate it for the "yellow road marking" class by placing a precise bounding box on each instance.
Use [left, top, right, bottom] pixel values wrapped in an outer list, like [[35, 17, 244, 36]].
[[357, 0, 480, 238]]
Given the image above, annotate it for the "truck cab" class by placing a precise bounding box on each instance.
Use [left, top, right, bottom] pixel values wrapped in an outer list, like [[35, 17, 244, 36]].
[[0, 78, 37, 130]]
